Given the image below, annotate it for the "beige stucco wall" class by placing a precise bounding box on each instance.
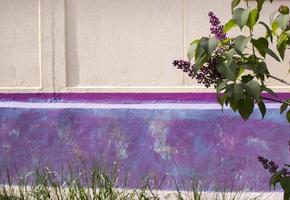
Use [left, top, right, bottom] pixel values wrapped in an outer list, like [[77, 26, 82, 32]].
[[0, 0, 289, 93]]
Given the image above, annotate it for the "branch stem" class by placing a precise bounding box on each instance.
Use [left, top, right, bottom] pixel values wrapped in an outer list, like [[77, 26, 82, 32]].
[[267, 74, 290, 86], [261, 96, 290, 105]]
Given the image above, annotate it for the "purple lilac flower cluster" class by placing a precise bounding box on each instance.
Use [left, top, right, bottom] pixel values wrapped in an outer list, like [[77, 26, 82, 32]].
[[173, 12, 227, 88], [258, 140, 290, 176], [173, 57, 222, 88], [193, 11, 226, 87], [172, 60, 194, 78], [258, 156, 290, 176], [208, 11, 227, 40], [195, 57, 221, 88], [258, 156, 279, 174]]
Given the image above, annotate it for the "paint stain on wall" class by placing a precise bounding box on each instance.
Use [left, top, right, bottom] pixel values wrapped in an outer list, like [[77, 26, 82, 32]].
[[0, 106, 289, 191]]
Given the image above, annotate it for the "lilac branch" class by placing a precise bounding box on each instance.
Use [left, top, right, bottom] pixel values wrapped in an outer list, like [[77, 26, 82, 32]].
[[267, 74, 290, 86]]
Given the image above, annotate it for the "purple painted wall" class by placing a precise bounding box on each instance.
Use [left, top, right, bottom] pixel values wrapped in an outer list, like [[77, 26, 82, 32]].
[[0, 93, 289, 191]]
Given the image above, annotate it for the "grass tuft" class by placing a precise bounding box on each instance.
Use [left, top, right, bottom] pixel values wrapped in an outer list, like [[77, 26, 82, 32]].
[[0, 160, 276, 200]]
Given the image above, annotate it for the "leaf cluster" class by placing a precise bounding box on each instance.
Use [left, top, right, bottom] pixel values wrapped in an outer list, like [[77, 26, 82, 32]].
[[187, 0, 290, 122], [269, 164, 290, 200]]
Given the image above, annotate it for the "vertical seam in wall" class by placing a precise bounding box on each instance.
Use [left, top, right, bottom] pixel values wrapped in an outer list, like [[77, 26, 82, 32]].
[[64, 0, 68, 89], [182, 0, 187, 86], [63, 0, 67, 90], [38, 0, 43, 90], [51, 0, 56, 93]]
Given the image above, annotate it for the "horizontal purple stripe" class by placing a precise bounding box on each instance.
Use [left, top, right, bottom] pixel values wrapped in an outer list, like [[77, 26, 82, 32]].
[[0, 93, 289, 103]]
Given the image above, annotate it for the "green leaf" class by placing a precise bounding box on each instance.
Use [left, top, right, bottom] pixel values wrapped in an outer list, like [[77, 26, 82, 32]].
[[259, 21, 273, 42], [256, 0, 265, 12], [237, 94, 254, 120], [281, 103, 288, 114], [187, 40, 199, 61], [261, 85, 279, 98], [233, 8, 251, 30], [222, 38, 233, 45], [216, 80, 229, 93], [277, 32, 288, 60], [224, 19, 237, 32], [234, 84, 244, 101], [217, 94, 228, 110], [269, 172, 281, 189], [226, 84, 235, 98], [256, 62, 267, 74], [241, 75, 254, 84], [258, 101, 266, 119], [230, 99, 238, 112], [199, 37, 218, 56], [284, 192, 290, 200], [231, 0, 241, 14], [287, 110, 290, 123], [222, 49, 236, 60], [276, 14, 290, 31], [245, 80, 261, 101], [247, 9, 259, 30], [194, 53, 208, 71], [251, 37, 268, 57], [279, 5, 290, 15], [281, 176, 290, 193], [272, 20, 280, 34], [265, 48, 281, 62], [195, 45, 204, 61], [240, 63, 253, 70], [252, 45, 280, 67], [235, 67, 245, 80], [234, 36, 251, 55], [217, 60, 238, 81]]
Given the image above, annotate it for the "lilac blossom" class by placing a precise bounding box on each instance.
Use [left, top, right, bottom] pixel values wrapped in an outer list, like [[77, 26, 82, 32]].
[[258, 156, 281, 174], [208, 11, 227, 40], [195, 57, 221, 88], [173, 56, 222, 88], [173, 12, 228, 88], [172, 60, 195, 79]]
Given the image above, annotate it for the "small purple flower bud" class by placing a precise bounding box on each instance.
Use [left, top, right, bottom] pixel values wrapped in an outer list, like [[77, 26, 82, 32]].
[[268, 160, 279, 174], [208, 11, 227, 40], [269, 161, 275, 165], [193, 55, 221, 88], [173, 60, 195, 79], [258, 156, 271, 171], [281, 168, 289, 176], [208, 11, 214, 17]]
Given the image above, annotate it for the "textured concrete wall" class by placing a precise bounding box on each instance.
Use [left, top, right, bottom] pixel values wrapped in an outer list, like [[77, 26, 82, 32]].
[[0, 94, 289, 191], [0, 0, 289, 192], [0, 0, 289, 93]]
